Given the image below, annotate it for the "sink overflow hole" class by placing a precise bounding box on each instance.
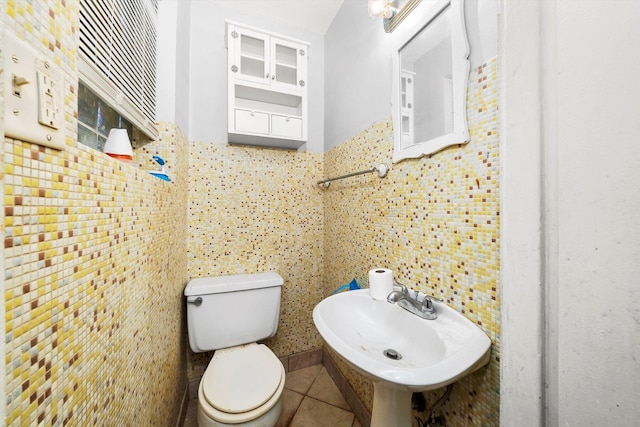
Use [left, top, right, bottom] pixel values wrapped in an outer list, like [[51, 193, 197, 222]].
[[384, 349, 402, 360]]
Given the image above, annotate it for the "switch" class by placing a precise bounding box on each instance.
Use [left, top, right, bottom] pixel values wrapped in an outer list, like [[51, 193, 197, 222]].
[[12, 75, 30, 97], [3, 31, 65, 150]]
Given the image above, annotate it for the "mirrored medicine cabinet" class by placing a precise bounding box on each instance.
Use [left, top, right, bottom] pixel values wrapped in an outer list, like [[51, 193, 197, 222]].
[[390, 0, 470, 163]]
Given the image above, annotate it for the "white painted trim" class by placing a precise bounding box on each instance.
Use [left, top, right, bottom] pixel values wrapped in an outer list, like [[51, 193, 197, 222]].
[[499, 1, 544, 425]]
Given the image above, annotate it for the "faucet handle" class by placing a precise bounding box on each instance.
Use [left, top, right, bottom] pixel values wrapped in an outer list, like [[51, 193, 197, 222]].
[[393, 279, 410, 295], [421, 294, 443, 309]]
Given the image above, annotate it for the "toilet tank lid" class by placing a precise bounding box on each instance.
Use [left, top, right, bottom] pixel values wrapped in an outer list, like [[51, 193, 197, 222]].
[[184, 272, 284, 296]]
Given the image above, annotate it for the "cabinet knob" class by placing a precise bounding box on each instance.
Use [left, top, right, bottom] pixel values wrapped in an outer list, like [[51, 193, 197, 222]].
[[408, 103, 412, 109], [299, 80, 305, 87], [299, 49, 305, 56], [250, 111, 255, 116], [286, 117, 290, 122], [272, 75, 276, 80], [266, 73, 270, 79], [231, 65, 238, 73]]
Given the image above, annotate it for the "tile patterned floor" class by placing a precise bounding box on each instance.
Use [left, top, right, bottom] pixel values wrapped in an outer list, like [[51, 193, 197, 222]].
[[183, 364, 362, 427]]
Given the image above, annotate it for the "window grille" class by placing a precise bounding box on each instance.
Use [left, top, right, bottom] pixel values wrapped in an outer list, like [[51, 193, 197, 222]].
[[79, 0, 158, 140]]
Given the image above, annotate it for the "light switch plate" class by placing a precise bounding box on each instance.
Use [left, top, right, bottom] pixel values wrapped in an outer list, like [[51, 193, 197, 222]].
[[3, 31, 66, 150]]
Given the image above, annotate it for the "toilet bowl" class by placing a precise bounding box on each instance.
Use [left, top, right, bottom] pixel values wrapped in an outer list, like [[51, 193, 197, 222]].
[[197, 344, 285, 427]]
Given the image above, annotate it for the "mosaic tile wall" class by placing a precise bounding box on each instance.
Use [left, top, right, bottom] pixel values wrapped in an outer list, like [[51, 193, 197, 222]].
[[1, 15, 6, 423], [2, 1, 190, 425], [186, 143, 324, 378], [323, 57, 500, 426], [3, 124, 190, 426]]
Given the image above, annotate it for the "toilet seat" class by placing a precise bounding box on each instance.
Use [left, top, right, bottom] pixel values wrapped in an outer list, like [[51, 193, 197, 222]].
[[199, 343, 285, 424]]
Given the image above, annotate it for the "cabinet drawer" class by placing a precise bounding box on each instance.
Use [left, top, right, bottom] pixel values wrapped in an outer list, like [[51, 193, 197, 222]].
[[235, 109, 269, 135], [271, 114, 302, 139]]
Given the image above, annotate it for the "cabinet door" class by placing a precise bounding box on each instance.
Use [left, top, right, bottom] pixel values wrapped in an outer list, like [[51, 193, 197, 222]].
[[229, 26, 270, 85], [270, 38, 306, 91]]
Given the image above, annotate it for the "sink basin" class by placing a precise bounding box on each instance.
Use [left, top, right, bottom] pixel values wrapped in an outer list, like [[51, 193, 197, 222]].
[[313, 289, 491, 426]]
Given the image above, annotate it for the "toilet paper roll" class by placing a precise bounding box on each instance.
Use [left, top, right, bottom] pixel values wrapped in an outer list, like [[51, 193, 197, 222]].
[[369, 268, 394, 300]]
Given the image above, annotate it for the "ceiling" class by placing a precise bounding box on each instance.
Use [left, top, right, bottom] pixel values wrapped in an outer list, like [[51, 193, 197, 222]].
[[219, 0, 346, 35]]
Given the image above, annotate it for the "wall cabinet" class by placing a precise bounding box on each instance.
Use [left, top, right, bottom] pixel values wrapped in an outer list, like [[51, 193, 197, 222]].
[[226, 22, 308, 149]]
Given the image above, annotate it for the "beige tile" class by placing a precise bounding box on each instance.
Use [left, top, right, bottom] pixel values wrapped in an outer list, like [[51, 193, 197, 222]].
[[289, 397, 354, 427], [289, 348, 323, 371], [275, 389, 304, 427], [280, 356, 290, 373], [285, 364, 323, 394], [307, 367, 351, 410]]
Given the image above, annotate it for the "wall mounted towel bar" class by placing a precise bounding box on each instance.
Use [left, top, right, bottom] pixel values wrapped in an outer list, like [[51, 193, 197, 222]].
[[317, 163, 389, 188]]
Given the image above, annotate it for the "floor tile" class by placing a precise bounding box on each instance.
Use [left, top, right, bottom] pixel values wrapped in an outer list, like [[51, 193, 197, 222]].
[[284, 364, 323, 395], [289, 397, 354, 427], [306, 367, 350, 410], [275, 388, 304, 427]]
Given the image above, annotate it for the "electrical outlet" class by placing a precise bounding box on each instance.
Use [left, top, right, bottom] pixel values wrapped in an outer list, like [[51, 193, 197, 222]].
[[37, 70, 61, 130], [3, 31, 65, 150]]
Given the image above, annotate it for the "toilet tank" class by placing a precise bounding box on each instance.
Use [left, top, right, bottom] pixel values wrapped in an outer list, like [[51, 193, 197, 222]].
[[185, 272, 284, 353]]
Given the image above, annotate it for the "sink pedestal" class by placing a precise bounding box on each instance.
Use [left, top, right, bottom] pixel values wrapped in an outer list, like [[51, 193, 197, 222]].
[[371, 383, 412, 427]]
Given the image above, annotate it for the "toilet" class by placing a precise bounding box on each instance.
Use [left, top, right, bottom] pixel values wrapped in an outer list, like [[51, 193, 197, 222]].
[[185, 272, 285, 427]]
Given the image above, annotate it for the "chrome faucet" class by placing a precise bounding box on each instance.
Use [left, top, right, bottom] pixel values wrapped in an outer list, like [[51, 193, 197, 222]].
[[387, 281, 439, 320]]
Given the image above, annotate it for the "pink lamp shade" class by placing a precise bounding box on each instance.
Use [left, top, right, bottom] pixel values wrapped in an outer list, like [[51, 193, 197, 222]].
[[103, 128, 133, 163]]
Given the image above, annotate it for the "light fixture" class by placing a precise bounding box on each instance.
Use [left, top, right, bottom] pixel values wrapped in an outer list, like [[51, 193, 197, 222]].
[[103, 128, 133, 163], [367, 0, 398, 20]]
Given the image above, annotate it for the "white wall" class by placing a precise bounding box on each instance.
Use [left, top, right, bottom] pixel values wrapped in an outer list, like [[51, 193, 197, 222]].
[[186, 1, 325, 152], [501, 1, 640, 425], [545, 1, 640, 424], [324, 0, 392, 150], [156, 0, 191, 135], [156, 1, 178, 124], [324, 0, 499, 150], [175, 0, 191, 135]]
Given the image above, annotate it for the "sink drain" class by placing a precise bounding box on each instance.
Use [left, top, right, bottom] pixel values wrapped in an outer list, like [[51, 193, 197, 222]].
[[383, 349, 402, 360]]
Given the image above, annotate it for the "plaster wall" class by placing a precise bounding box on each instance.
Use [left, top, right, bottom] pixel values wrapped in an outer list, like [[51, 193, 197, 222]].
[[500, 1, 640, 425], [157, 0, 192, 135], [156, 0, 178, 124], [544, 1, 640, 424]]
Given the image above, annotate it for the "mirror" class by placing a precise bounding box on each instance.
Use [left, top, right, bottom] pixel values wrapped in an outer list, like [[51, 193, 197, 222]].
[[391, 0, 470, 163]]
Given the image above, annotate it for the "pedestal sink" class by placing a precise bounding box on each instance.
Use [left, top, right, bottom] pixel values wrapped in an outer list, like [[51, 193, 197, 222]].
[[312, 289, 491, 426]]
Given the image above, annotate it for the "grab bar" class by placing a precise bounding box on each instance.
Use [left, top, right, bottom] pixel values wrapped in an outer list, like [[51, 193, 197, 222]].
[[317, 163, 389, 188]]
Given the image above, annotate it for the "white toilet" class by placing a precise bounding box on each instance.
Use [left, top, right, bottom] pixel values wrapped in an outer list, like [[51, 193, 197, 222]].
[[185, 272, 285, 427]]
